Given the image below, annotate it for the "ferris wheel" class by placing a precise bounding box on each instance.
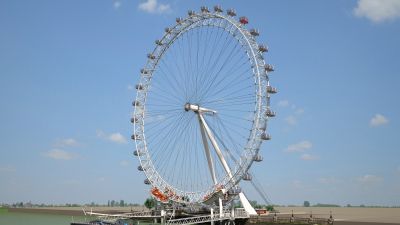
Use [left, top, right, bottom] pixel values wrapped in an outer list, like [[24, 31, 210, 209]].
[[132, 6, 276, 214]]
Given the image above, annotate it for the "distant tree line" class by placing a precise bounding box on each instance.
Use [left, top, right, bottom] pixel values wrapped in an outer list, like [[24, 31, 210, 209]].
[[301, 200, 399, 208], [0, 200, 142, 208], [2, 199, 400, 209]]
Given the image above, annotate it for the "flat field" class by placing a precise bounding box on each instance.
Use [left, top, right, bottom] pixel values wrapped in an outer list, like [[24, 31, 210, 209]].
[[275, 207, 400, 224], [7, 206, 400, 224]]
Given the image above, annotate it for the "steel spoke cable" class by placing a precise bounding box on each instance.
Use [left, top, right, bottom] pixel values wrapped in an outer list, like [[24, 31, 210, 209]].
[[196, 28, 235, 101], [196, 27, 229, 98], [198, 35, 243, 102]]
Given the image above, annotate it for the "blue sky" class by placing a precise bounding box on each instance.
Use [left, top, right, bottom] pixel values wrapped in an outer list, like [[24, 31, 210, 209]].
[[0, 0, 399, 206]]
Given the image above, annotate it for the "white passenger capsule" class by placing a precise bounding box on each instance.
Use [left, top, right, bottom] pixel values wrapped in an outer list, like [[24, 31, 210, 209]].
[[265, 64, 274, 72], [265, 109, 276, 117], [188, 10, 195, 16], [137, 165, 144, 171], [250, 29, 260, 36], [133, 150, 143, 156], [155, 40, 163, 45], [140, 69, 149, 75], [200, 6, 209, 13], [266, 85, 277, 94], [243, 173, 252, 181], [132, 101, 140, 106], [136, 84, 144, 90], [165, 27, 172, 33], [261, 133, 271, 140], [227, 9, 236, 17], [228, 186, 241, 195], [214, 5, 223, 13], [130, 117, 138, 123], [259, 44, 269, 53], [147, 54, 155, 60], [144, 179, 151, 185], [131, 134, 141, 140], [176, 17, 183, 23], [254, 154, 263, 162]]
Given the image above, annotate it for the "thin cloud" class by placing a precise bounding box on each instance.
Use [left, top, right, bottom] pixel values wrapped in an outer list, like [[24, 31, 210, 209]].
[[285, 115, 297, 126], [138, 0, 171, 14], [357, 174, 383, 184], [0, 165, 16, 173], [120, 160, 130, 167], [279, 100, 304, 126], [370, 113, 389, 127], [146, 114, 166, 123], [113, 0, 121, 10], [318, 177, 339, 184], [292, 180, 303, 189], [43, 149, 76, 160], [300, 153, 319, 161], [295, 108, 304, 115], [127, 85, 134, 90], [54, 138, 80, 147], [61, 179, 80, 185], [109, 133, 127, 144], [284, 140, 312, 152], [278, 100, 289, 107], [97, 130, 128, 144], [354, 0, 400, 23]]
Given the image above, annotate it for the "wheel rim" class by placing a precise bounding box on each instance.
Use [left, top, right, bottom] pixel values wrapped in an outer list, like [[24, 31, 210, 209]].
[[132, 10, 273, 204]]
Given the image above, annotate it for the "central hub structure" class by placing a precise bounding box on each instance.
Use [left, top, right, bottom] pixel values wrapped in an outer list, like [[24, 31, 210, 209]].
[[184, 103, 217, 115]]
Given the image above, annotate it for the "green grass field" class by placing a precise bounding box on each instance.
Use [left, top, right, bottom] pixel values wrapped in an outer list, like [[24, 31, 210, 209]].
[[0, 207, 8, 213]]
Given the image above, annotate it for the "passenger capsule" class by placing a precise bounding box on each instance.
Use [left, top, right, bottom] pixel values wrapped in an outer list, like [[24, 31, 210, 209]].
[[243, 173, 252, 181], [188, 10, 195, 16], [200, 6, 209, 13], [132, 101, 140, 106], [133, 150, 142, 156], [140, 69, 149, 74], [214, 5, 223, 13], [147, 54, 156, 60], [155, 40, 163, 46], [130, 117, 138, 123], [261, 132, 271, 140], [250, 29, 260, 36], [266, 85, 277, 94], [138, 165, 144, 171], [227, 9, 236, 17], [239, 16, 249, 25], [228, 186, 241, 195], [165, 27, 172, 33], [265, 64, 274, 72], [131, 134, 141, 140], [265, 109, 276, 117], [136, 84, 144, 90], [254, 154, 263, 162], [176, 17, 183, 23], [144, 179, 151, 185], [259, 44, 269, 53]]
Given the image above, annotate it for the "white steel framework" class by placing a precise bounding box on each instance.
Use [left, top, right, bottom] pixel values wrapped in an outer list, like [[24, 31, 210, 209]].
[[132, 6, 276, 210]]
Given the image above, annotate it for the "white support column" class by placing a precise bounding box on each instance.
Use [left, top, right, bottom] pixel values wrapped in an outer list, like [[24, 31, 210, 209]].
[[219, 197, 223, 218], [198, 114, 218, 185], [211, 208, 214, 225], [189, 104, 257, 217], [239, 192, 257, 215], [198, 113, 233, 179]]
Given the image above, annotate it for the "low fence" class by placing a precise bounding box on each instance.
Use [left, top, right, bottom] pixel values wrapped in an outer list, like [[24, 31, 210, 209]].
[[248, 214, 334, 225]]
